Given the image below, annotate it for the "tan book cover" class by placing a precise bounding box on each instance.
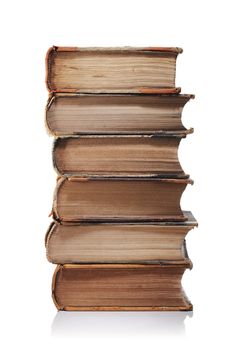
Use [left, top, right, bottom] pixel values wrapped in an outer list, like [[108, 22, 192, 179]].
[[52, 177, 193, 223], [52, 134, 193, 178], [46, 212, 197, 264], [46, 46, 182, 93], [46, 93, 194, 136], [52, 263, 193, 311]]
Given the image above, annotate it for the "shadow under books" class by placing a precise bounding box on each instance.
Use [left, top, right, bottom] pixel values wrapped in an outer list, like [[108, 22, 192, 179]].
[[51, 311, 192, 337]]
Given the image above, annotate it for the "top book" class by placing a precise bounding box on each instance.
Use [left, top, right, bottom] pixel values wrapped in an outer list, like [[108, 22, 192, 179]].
[[46, 46, 182, 94]]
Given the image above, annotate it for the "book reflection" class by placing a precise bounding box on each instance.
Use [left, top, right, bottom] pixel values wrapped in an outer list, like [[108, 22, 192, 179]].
[[51, 311, 192, 337]]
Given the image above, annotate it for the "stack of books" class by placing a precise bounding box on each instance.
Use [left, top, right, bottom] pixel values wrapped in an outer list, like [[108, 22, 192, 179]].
[[45, 46, 197, 311]]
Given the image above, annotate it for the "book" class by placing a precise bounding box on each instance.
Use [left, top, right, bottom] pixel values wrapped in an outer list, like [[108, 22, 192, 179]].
[[52, 134, 193, 178], [52, 177, 192, 222], [46, 93, 194, 136], [46, 212, 197, 264], [52, 263, 192, 311], [46, 46, 182, 93]]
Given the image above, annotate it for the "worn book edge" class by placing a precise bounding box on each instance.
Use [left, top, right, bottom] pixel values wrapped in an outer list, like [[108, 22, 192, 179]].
[[45, 92, 195, 137], [45, 219, 194, 264], [51, 133, 193, 178], [45, 46, 183, 93], [45, 214, 197, 264], [51, 263, 193, 311], [52, 176, 193, 223]]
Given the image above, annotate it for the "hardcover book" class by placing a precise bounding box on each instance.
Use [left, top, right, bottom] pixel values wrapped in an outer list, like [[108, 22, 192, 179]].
[[52, 264, 192, 311], [46, 93, 194, 136], [46, 212, 197, 264], [46, 46, 182, 93], [52, 177, 192, 222], [52, 134, 192, 178]]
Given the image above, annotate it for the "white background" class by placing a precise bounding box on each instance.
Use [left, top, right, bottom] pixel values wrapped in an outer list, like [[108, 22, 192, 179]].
[[1, 0, 242, 349]]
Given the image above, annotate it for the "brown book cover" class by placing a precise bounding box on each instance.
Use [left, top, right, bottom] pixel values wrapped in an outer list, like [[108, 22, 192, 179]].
[[45, 212, 197, 264], [52, 134, 193, 178], [52, 177, 193, 223], [52, 263, 192, 311], [46, 46, 182, 93], [46, 93, 194, 136]]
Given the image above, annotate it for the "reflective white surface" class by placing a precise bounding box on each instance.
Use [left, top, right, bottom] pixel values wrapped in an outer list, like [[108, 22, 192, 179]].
[[52, 311, 192, 338]]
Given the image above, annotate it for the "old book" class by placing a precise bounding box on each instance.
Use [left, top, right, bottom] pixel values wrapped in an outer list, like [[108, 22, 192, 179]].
[[52, 263, 192, 311], [46, 93, 194, 136], [53, 177, 192, 222], [52, 134, 192, 178], [46, 46, 182, 93], [46, 211, 197, 264]]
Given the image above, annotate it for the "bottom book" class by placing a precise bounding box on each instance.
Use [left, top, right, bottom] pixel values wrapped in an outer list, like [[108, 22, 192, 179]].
[[52, 263, 192, 311]]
